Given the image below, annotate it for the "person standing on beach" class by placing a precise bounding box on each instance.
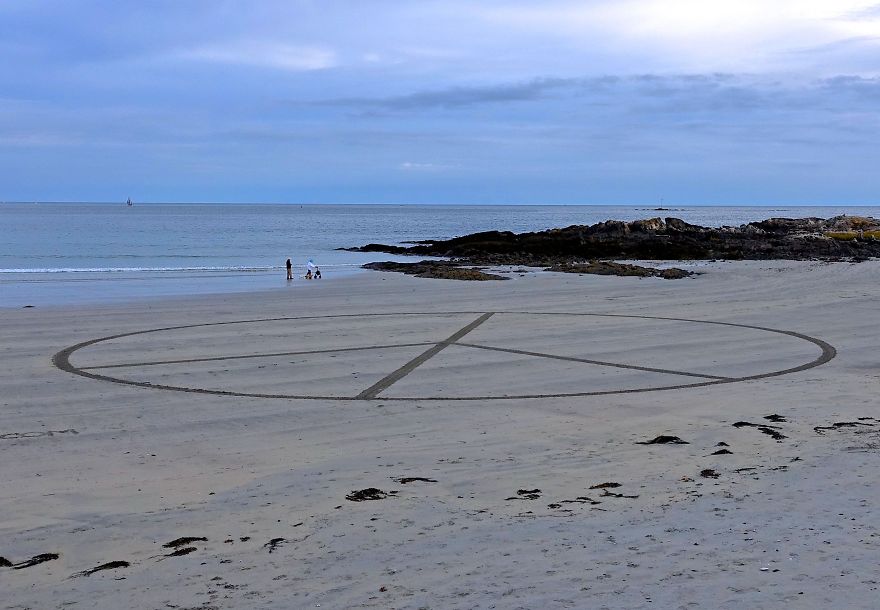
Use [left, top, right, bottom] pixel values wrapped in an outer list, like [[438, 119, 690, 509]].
[[286, 258, 292, 280]]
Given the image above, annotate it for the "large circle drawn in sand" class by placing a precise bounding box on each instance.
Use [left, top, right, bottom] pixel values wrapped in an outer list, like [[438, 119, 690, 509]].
[[52, 311, 836, 401]]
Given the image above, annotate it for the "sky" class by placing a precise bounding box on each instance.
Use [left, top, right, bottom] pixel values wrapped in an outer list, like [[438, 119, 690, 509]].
[[0, 0, 879, 204]]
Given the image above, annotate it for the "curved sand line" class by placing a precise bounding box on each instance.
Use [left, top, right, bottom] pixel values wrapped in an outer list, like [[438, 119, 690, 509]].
[[52, 311, 837, 401]]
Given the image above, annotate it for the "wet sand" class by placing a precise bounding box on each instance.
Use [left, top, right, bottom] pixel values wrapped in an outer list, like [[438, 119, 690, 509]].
[[1, 260, 879, 609]]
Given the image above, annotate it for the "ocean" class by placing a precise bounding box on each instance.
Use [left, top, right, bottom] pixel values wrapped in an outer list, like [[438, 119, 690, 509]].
[[2, 203, 878, 306]]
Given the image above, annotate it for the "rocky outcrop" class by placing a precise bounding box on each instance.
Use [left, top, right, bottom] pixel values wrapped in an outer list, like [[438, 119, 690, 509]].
[[345, 216, 880, 263], [546, 261, 692, 279], [362, 261, 508, 281]]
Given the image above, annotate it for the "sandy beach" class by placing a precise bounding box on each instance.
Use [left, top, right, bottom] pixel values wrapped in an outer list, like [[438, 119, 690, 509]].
[[2, 261, 879, 609]]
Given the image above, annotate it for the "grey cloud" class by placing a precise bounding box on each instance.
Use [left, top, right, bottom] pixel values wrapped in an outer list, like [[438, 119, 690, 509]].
[[305, 72, 880, 159], [319, 77, 575, 110], [314, 73, 744, 112], [818, 75, 880, 99]]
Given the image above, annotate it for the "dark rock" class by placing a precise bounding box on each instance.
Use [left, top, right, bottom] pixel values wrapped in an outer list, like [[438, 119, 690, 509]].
[[393, 477, 438, 484], [0, 557, 12, 567], [164, 547, 196, 557], [700, 469, 721, 479], [341, 243, 410, 254], [637, 435, 689, 445], [346, 215, 880, 263], [711, 449, 733, 455], [547, 260, 692, 279], [657, 267, 693, 279], [362, 261, 507, 281], [589, 482, 622, 489]]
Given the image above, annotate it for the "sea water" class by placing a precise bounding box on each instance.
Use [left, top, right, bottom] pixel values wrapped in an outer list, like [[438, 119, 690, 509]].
[[2, 203, 878, 306]]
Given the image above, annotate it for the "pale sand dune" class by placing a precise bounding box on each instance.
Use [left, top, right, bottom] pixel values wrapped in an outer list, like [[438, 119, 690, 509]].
[[1, 260, 879, 609]]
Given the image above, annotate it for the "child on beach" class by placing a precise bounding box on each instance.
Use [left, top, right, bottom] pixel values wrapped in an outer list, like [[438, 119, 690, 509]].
[[305, 269, 313, 280], [286, 258, 292, 280]]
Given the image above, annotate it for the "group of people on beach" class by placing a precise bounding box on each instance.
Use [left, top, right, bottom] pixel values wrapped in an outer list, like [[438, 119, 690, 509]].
[[285, 258, 321, 281]]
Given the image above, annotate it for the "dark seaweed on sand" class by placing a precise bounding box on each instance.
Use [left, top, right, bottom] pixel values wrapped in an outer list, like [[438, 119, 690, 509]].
[[346, 488, 389, 501], [12, 553, 59, 569], [163, 536, 207, 548], [72, 560, 130, 578], [637, 435, 689, 445]]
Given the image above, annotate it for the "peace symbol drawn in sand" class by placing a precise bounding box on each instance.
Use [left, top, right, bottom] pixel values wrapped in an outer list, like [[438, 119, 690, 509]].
[[53, 311, 835, 401]]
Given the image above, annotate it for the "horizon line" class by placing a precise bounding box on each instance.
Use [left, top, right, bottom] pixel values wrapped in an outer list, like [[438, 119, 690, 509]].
[[2, 201, 878, 207]]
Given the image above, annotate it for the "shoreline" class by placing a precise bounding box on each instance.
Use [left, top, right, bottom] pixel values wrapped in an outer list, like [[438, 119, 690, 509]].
[[0, 265, 369, 309], [6, 206, 877, 308], [0, 254, 705, 309]]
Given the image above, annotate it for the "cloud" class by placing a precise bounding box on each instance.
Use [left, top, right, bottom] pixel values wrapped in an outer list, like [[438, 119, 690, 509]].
[[0, 132, 80, 147], [478, 0, 880, 73], [322, 78, 573, 110], [818, 75, 880, 99], [315, 73, 797, 115], [179, 41, 336, 71], [399, 161, 451, 171]]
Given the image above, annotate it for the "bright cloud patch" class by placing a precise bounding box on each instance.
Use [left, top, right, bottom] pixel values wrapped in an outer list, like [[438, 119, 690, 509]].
[[180, 41, 336, 71]]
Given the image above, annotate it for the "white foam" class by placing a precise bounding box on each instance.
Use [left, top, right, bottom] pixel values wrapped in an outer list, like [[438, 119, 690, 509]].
[[0, 262, 363, 274]]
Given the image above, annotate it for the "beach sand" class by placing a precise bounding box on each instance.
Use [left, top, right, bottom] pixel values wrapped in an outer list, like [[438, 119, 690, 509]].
[[1, 260, 879, 609]]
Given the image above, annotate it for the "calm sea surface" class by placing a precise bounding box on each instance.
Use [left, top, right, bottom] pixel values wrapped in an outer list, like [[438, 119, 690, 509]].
[[2, 203, 878, 306]]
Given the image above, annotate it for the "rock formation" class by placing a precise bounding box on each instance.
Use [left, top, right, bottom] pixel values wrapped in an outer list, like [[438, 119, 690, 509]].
[[346, 216, 880, 264]]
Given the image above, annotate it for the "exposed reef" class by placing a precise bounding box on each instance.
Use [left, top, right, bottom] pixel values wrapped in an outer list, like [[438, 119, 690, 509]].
[[362, 261, 508, 281], [346, 216, 880, 266], [546, 261, 691, 279]]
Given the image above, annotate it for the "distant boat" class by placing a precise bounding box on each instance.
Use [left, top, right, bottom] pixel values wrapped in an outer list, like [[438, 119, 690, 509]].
[[126, 198, 132, 206]]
